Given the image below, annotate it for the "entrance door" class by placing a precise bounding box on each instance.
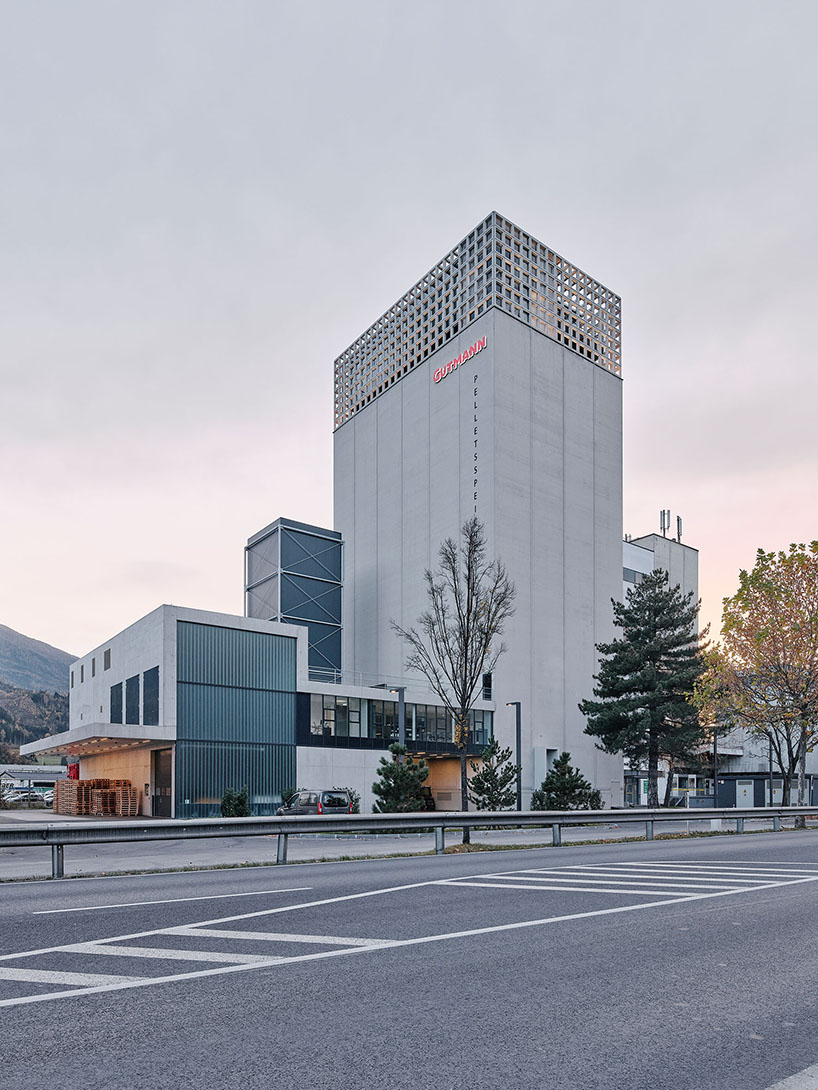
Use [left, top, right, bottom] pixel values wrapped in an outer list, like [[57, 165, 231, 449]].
[[152, 748, 173, 817], [736, 779, 754, 807]]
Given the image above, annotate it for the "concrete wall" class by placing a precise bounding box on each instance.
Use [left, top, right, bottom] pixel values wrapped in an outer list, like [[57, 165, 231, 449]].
[[296, 746, 385, 814], [631, 534, 699, 602], [78, 748, 154, 814], [70, 606, 167, 731], [334, 308, 624, 806]]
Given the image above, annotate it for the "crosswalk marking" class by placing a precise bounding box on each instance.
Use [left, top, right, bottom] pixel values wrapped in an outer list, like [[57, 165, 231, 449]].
[[484, 872, 752, 889], [61, 943, 276, 964], [164, 927, 391, 946], [0, 967, 141, 987], [440, 862, 818, 897], [4, 863, 818, 1009], [442, 881, 688, 896], [603, 862, 818, 876]]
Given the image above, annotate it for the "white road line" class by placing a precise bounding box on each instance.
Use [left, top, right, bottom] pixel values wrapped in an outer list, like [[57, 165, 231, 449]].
[[605, 863, 818, 878], [3, 879, 809, 1010], [0, 876, 443, 964], [33, 887, 312, 914], [0, 967, 141, 987], [442, 881, 701, 896], [480, 873, 747, 890], [764, 1059, 818, 1089], [5, 865, 818, 1010], [61, 943, 275, 965], [168, 927, 390, 946], [546, 867, 770, 884]]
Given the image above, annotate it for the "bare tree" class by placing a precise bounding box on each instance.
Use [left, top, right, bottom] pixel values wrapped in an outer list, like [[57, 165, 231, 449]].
[[392, 518, 516, 844]]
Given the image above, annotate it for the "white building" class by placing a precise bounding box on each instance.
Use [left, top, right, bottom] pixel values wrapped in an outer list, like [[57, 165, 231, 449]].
[[334, 211, 624, 806]]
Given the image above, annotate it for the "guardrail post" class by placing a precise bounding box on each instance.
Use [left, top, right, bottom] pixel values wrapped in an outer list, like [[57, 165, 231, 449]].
[[552, 823, 562, 847], [736, 817, 744, 834], [645, 821, 654, 841], [773, 815, 781, 832], [51, 844, 64, 879], [276, 833, 288, 865], [435, 826, 445, 855]]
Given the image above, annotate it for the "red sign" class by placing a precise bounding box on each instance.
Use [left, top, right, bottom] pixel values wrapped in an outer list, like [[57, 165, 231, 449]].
[[433, 336, 487, 383]]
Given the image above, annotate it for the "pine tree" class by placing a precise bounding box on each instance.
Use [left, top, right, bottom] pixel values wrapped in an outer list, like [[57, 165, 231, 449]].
[[372, 744, 430, 813], [468, 738, 520, 810], [530, 752, 602, 810], [579, 569, 707, 808]]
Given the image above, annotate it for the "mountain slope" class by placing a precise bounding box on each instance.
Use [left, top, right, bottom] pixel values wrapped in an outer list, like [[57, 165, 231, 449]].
[[0, 625, 74, 693], [0, 683, 69, 752]]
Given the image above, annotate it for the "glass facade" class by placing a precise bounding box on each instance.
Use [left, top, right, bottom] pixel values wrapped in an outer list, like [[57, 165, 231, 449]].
[[245, 519, 343, 676], [297, 692, 492, 756]]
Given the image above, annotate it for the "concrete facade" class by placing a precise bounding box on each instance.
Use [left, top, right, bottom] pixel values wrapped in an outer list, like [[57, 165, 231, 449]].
[[335, 305, 625, 806]]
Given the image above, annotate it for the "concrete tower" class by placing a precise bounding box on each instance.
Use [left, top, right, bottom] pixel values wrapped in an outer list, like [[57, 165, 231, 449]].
[[333, 212, 624, 805]]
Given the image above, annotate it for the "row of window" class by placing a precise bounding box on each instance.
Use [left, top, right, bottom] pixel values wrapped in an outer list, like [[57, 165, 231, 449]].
[[308, 694, 492, 748], [110, 667, 159, 727], [70, 647, 112, 688]]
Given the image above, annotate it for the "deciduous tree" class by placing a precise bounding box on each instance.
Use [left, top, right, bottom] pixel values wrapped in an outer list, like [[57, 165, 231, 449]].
[[697, 543, 818, 813], [392, 517, 515, 842]]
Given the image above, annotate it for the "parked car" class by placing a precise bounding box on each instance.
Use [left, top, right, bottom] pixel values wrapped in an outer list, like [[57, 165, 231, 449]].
[[276, 790, 352, 816]]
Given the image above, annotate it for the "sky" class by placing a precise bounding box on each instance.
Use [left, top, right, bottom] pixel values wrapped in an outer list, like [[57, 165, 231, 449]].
[[1, 0, 816, 656]]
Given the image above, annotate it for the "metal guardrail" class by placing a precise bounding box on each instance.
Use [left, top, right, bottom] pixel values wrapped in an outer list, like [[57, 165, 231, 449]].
[[2, 805, 818, 879]]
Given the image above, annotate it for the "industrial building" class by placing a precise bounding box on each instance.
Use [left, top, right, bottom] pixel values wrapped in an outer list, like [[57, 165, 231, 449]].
[[23, 211, 715, 814]]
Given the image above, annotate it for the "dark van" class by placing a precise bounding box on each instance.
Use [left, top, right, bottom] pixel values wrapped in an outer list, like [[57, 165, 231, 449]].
[[276, 790, 352, 816]]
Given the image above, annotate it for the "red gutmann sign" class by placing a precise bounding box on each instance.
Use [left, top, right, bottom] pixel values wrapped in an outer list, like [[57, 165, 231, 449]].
[[433, 336, 487, 383]]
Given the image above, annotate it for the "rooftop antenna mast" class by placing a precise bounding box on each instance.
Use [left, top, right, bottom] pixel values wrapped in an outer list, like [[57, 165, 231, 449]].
[[660, 509, 670, 537], [676, 515, 683, 544]]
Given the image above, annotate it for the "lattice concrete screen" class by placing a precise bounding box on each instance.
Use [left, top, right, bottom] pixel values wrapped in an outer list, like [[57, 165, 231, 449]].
[[334, 211, 622, 428]]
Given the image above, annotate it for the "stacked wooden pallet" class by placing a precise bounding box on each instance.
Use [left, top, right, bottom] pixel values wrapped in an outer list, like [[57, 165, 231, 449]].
[[115, 786, 140, 817], [54, 777, 136, 816], [90, 789, 117, 816]]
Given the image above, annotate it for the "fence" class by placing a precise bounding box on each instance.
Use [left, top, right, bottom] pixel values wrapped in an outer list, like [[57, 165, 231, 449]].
[[2, 805, 818, 879]]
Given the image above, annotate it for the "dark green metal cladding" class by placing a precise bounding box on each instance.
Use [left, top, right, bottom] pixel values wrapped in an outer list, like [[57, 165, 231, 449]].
[[177, 685, 295, 744], [175, 740, 295, 819], [174, 621, 297, 818], [177, 621, 296, 690]]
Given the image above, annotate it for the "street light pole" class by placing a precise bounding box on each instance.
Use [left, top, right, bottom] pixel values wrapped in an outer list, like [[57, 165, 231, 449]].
[[390, 687, 406, 761], [506, 701, 522, 811]]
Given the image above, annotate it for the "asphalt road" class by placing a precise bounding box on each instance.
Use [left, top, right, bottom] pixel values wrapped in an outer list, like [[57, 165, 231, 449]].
[[0, 809, 791, 879], [4, 833, 818, 1090]]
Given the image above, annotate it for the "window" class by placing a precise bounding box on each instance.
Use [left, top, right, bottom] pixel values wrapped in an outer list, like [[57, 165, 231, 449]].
[[71, 670, 74, 689], [80, 664, 84, 684], [482, 672, 493, 700], [103, 649, 111, 671], [91, 658, 96, 678], [125, 675, 140, 725], [143, 667, 159, 727], [110, 683, 123, 724]]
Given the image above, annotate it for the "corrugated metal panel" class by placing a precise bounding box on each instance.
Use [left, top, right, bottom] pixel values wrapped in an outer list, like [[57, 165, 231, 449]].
[[175, 740, 295, 818], [177, 622, 296, 691], [177, 683, 295, 744]]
